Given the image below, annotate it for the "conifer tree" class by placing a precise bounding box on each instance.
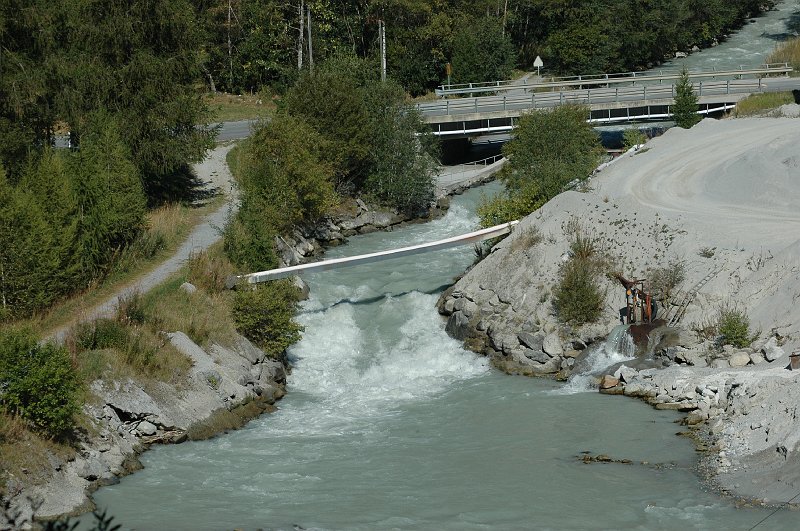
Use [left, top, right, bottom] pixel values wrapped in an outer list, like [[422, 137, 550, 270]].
[[0, 167, 59, 319], [673, 67, 701, 128]]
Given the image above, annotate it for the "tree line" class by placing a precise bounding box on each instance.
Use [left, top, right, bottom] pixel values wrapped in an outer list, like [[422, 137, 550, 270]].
[[199, 0, 775, 96], [0, 0, 774, 320]]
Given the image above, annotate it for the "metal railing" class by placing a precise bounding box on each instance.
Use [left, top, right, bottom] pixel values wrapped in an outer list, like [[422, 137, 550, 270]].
[[443, 154, 506, 176], [429, 102, 737, 136], [420, 79, 764, 118], [434, 63, 792, 96]]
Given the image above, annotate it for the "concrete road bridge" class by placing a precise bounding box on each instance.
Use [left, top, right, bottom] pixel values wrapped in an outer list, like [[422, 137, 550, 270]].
[[417, 64, 799, 138]]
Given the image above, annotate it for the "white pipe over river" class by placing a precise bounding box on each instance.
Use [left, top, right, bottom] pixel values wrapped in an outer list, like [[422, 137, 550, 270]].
[[238, 220, 519, 284]]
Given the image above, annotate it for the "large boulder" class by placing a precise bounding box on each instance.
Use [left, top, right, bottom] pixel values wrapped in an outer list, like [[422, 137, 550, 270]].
[[542, 333, 563, 357], [762, 337, 785, 362], [729, 351, 751, 368]]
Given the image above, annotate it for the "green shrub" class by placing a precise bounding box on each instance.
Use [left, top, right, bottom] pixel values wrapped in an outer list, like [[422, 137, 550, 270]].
[[0, 329, 81, 439], [554, 257, 604, 325], [232, 280, 303, 359], [649, 261, 685, 305], [223, 204, 279, 272], [622, 128, 647, 149], [479, 105, 602, 227], [477, 182, 548, 227], [718, 305, 756, 348]]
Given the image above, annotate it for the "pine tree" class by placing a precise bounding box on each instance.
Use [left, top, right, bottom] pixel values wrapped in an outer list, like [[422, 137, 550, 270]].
[[0, 167, 60, 319], [673, 67, 701, 129]]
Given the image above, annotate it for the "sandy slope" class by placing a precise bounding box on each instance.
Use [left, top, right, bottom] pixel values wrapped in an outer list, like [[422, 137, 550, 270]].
[[441, 116, 800, 504], [595, 118, 800, 349]]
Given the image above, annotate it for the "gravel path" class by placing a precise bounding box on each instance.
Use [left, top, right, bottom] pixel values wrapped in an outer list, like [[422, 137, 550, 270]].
[[51, 143, 238, 341]]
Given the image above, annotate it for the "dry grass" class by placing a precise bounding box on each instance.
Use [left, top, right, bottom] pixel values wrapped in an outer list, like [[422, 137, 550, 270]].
[[187, 246, 236, 294], [141, 274, 238, 349], [0, 411, 76, 496], [767, 37, 800, 73], [733, 92, 795, 117], [509, 225, 543, 253], [206, 91, 276, 122]]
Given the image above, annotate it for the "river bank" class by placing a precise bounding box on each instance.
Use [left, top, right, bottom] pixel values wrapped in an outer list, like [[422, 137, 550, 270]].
[[1, 145, 506, 526], [438, 115, 800, 506]]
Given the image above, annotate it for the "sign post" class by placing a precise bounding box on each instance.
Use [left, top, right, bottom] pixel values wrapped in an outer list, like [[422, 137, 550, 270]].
[[533, 56, 544, 77], [445, 62, 452, 88]]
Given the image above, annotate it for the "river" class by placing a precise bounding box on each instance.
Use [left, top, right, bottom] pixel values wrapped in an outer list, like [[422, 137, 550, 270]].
[[84, 4, 800, 529]]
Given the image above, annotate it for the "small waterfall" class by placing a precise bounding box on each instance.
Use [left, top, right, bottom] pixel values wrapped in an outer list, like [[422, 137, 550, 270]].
[[554, 325, 637, 394]]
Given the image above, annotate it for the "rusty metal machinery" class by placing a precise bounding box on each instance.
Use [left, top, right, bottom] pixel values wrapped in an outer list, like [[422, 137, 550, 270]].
[[614, 273, 655, 324]]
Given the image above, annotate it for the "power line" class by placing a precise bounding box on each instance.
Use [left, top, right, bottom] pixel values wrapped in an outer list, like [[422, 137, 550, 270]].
[[748, 490, 800, 530]]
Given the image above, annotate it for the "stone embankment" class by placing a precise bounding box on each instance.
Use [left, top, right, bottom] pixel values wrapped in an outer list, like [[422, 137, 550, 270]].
[[4, 156, 504, 525], [6, 293, 287, 522], [438, 117, 800, 505]]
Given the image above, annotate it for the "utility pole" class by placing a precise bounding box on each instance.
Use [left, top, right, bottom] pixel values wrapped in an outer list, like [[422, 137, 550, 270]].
[[227, 0, 233, 89], [306, 4, 314, 73], [502, 0, 509, 36], [379, 19, 386, 81], [297, 1, 304, 70]]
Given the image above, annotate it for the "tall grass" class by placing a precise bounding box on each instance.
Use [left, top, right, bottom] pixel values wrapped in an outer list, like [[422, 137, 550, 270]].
[[767, 37, 800, 73], [109, 203, 190, 275], [734, 92, 795, 117]]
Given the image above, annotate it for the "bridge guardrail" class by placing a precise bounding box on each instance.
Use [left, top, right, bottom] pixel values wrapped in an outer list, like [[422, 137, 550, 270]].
[[434, 63, 791, 97], [445, 154, 505, 177], [420, 79, 765, 117]]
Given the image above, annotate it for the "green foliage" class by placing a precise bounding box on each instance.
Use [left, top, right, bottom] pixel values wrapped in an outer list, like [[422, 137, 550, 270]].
[[502, 105, 601, 195], [0, 168, 60, 320], [364, 84, 438, 214], [477, 183, 548, 227], [479, 105, 601, 227], [674, 67, 701, 129], [0, 329, 81, 439], [450, 17, 516, 84], [223, 204, 280, 273], [283, 54, 437, 211], [553, 255, 604, 325], [232, 281, 303, 359], [0, 116, 148, 320], [283, 55, 377, 190], [622, 128, 647, 149], [718, 305, 756, 348], [0, 0, 213, 192], [238, 115, 336, 229]]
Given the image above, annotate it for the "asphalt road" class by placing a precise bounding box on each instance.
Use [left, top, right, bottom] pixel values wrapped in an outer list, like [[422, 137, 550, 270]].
[[215, 119, 259, 141]]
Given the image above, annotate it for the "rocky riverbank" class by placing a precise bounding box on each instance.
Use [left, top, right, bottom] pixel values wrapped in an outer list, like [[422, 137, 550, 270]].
[[2, 154, 505, 526], [4, 312, 288, 524], [438, 116, 800, 505]]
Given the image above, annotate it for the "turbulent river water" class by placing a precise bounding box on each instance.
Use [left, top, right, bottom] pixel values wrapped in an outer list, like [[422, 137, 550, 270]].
[[85, 4, 800, 529]]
